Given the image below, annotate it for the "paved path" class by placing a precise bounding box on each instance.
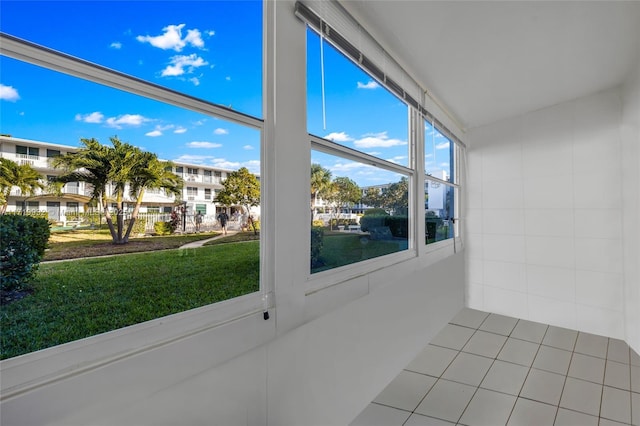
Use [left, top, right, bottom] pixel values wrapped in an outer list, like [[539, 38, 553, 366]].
[[178, 231, 238, 249]]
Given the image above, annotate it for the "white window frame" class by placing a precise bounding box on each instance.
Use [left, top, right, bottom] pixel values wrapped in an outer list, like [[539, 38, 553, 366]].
[[0, 7, 272, 396]]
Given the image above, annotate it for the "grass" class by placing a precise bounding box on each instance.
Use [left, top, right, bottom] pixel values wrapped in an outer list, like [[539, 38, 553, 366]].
[[1, 241, 259, 359], [311, 232, 408, 273]]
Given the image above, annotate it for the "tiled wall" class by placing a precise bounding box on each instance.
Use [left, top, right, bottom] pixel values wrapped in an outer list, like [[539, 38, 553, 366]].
[[464, 88, 627, 339]]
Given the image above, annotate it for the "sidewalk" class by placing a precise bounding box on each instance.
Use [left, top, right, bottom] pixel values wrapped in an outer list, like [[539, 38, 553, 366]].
[[178, 231, 238, 249]]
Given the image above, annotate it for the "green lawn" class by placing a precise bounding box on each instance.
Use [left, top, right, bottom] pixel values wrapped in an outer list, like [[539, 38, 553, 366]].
[[311, 232, 408, 273], [0, 242, 259, 359]]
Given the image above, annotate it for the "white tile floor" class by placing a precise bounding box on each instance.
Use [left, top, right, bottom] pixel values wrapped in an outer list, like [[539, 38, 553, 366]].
[[351, 308, 640, 426]]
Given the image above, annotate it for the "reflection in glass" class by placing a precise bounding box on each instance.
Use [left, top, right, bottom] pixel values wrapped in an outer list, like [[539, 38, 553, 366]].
[[311, 151, 409, 273], [425, 180, 455, 244], [425, 120, 454, 183]]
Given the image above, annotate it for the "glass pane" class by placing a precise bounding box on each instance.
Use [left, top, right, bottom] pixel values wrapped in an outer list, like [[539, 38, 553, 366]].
[[311, 150, 409, 274], [307, 29, 409, 167], [1, 1, 263, 118], [0, 58, 261, 359], [425, 180, 455, 244], [425, 120, 454, 183]]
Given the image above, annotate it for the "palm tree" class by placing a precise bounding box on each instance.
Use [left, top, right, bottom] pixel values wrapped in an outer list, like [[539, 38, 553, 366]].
[[0, 158, 46, 214], [124, 152, 183, 242], [52, 136, 181, 244], [310, 163, 332, 221]]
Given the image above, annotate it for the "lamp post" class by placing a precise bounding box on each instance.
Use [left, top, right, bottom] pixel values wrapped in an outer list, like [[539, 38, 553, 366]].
[[181, 201, 187, 232]]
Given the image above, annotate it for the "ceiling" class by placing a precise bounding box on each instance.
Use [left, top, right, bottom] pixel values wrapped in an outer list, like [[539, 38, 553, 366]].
[[340, 1, 640, 131]]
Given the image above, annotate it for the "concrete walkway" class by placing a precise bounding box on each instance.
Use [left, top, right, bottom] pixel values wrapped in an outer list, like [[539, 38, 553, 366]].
[[178, 231, 238, 249]]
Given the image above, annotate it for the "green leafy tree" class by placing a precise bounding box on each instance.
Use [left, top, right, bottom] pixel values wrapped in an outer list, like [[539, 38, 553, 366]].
[[324, 176, 360, 229], [381, 177, 409, 215], [215, 167, 260, 235], [361, 187, 383, 209], [310, 163, 332, 220], [0, 158, 46, 214]]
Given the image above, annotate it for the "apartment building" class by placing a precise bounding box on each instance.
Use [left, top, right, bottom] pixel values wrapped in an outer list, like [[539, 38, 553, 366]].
[[0, 135, 243, 222]]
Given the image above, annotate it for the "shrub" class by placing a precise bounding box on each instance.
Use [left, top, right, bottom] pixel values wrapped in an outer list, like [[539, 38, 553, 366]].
[[154, 221, 174, 236], [360, 215, 408, 238], [310, 226, 324, 268], [363, 208, 388, 216], [0, 215, 51, 292], [359, 215, 389, 233], [125, 217, 147, 235], [426, 216, 444, 241], [312, 219, 324, 227]]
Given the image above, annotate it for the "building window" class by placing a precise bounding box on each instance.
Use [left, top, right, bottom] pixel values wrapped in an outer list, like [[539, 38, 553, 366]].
[[16, 145, 39, 157], [186, 187, 198, 199], [146, 206, 161, 213], [204, 188, 212, 200], [46, 149, 61, 157]]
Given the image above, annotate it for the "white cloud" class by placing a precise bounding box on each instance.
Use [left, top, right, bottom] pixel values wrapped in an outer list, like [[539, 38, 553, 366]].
[[189, 77, 200, 86], [110, 41, 122, 49], [174, 126, 187, 134], [0, 84, 20, 102], [324, 131, 353, 142], [146, 130, 163, 137], [184, 29, 204, 48], [366, 151, 382, 156], [354, 131, 407, 148], [213, 128, 229, 135], [136, 24, 205, 51], [243, 145, 254, 150], [186, 141, 222, 149], [206, 30, 215, 37], [435, 141, 450, 150], [173, 154, 215, 164], [105, 114, 151, 129], [161, 54, 208, 77], [75, 111, 104, 123], [357, 80, 380, 90], [225, 76, 231, 81]]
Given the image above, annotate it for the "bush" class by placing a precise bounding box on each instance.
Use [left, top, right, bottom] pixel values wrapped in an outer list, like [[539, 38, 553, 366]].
[[312, 219, 324, 227], [363, 208, 388, 216], [360, 215, 408, 238], [425, 216, 444, 241], [125, 217, 147, 235], [154, 221, 174, 236], [310, 226, 324, 268], [0, 215, 51, 292], [66, 212, 102, 225]]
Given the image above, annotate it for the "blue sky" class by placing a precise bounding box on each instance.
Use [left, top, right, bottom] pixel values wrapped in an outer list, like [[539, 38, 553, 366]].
[[0, 1, 451, 186]]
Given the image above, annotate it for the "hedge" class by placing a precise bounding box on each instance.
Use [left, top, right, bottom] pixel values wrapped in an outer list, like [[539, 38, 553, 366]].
[[310, 226, 324, 268], [360, 215, 408, 238], [0, 215, 51, 292]]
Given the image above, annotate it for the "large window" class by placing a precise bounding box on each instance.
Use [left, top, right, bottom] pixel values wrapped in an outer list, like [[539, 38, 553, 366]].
[[425, 120, 459, 245], [307, 27, 412, 274], [0, 2, 264, 360]]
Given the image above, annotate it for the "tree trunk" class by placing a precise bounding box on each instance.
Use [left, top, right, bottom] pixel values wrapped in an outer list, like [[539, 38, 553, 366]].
[[101, 195, 118, 243], [123, 192, 144, 242]]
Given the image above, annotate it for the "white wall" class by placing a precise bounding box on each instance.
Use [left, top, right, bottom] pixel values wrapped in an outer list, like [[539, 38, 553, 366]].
[[621, 54, 640, 353], [0, 2, 464, 425], [465, 86, 637, 341]]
